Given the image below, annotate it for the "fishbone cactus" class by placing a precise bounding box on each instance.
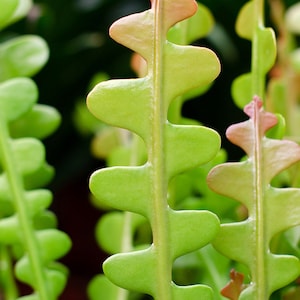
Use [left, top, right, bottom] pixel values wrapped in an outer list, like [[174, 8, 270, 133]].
[[87, 0, 222, 298]]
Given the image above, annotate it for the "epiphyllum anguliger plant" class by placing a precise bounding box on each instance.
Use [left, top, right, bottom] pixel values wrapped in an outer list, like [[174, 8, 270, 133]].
[[208, 96, 300, 299], [87, 0, 222, 298], [0, 1, 71, 299]]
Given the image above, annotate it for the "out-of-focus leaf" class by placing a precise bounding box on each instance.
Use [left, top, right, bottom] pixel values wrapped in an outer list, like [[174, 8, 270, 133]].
[[0, 36, 49, 81], [285, 3, 300, 34], [236, 1, 253, 40], [290, 49, 300, 72], [0, 78, 37, 122], [6, 0, 32, 26], [10, 104, 61, 139], [167, 3, 214, 44], [0, 0, 18, 30]]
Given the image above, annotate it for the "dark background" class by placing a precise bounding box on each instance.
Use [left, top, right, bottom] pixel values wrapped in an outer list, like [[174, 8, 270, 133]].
[[4, 0, 299, 298]]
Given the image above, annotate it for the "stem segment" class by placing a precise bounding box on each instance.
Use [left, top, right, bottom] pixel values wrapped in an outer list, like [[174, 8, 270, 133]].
[[251, 0, 265, 98], [150, 0, 172, 299], [0, 246, 18, 300], [251, 0, 268, 296], [253, 99, 267, 299], [0, 117, 49, 300]]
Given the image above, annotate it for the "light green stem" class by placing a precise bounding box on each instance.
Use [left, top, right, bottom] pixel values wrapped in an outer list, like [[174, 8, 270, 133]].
[[196, 247, 225, 300], [251, 0, 268, 297], [116, 281, 130, 300], [117, 134, 145, 300], [150, 0, 172, 299], [114, 211, 132, 300], [0, 117, 49, 300], [251, 0, 265, 98], [253, 101, 267, 300], [0, 246, 18, 300]]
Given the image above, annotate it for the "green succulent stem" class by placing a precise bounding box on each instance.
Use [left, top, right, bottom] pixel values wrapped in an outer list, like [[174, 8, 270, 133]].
[[121, 212, 134, 254], [196, 248, 225, 300], [255, 0, 265, 28], [251, 0, 268, 294], [117, 134, 145, 300], [117, 212, 133, 300], [150, 0, 172, 299], [251, 0, 268, 296], [253, 100, 267, 299], [251, 0, 265, 99], [0, 117, 49, 300], [0, 246, 18, 300], [116, 284, 129, 300]]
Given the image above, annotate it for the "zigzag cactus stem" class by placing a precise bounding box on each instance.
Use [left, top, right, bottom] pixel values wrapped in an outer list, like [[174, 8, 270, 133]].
[[250, 96, 268, 299], [208, 96, 300, 299], [87, 0, 221, 298], [0, 116, 49, 300]]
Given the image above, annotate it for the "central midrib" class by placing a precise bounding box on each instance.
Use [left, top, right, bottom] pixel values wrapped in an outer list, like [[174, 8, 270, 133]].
[[150, 0, 172, 299]]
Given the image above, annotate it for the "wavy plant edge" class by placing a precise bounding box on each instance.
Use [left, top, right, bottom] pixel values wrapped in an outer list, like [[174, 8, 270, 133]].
[[207, 96, 300, 299], [87, 0, 223, 299], [0, 1, 71, 299]]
